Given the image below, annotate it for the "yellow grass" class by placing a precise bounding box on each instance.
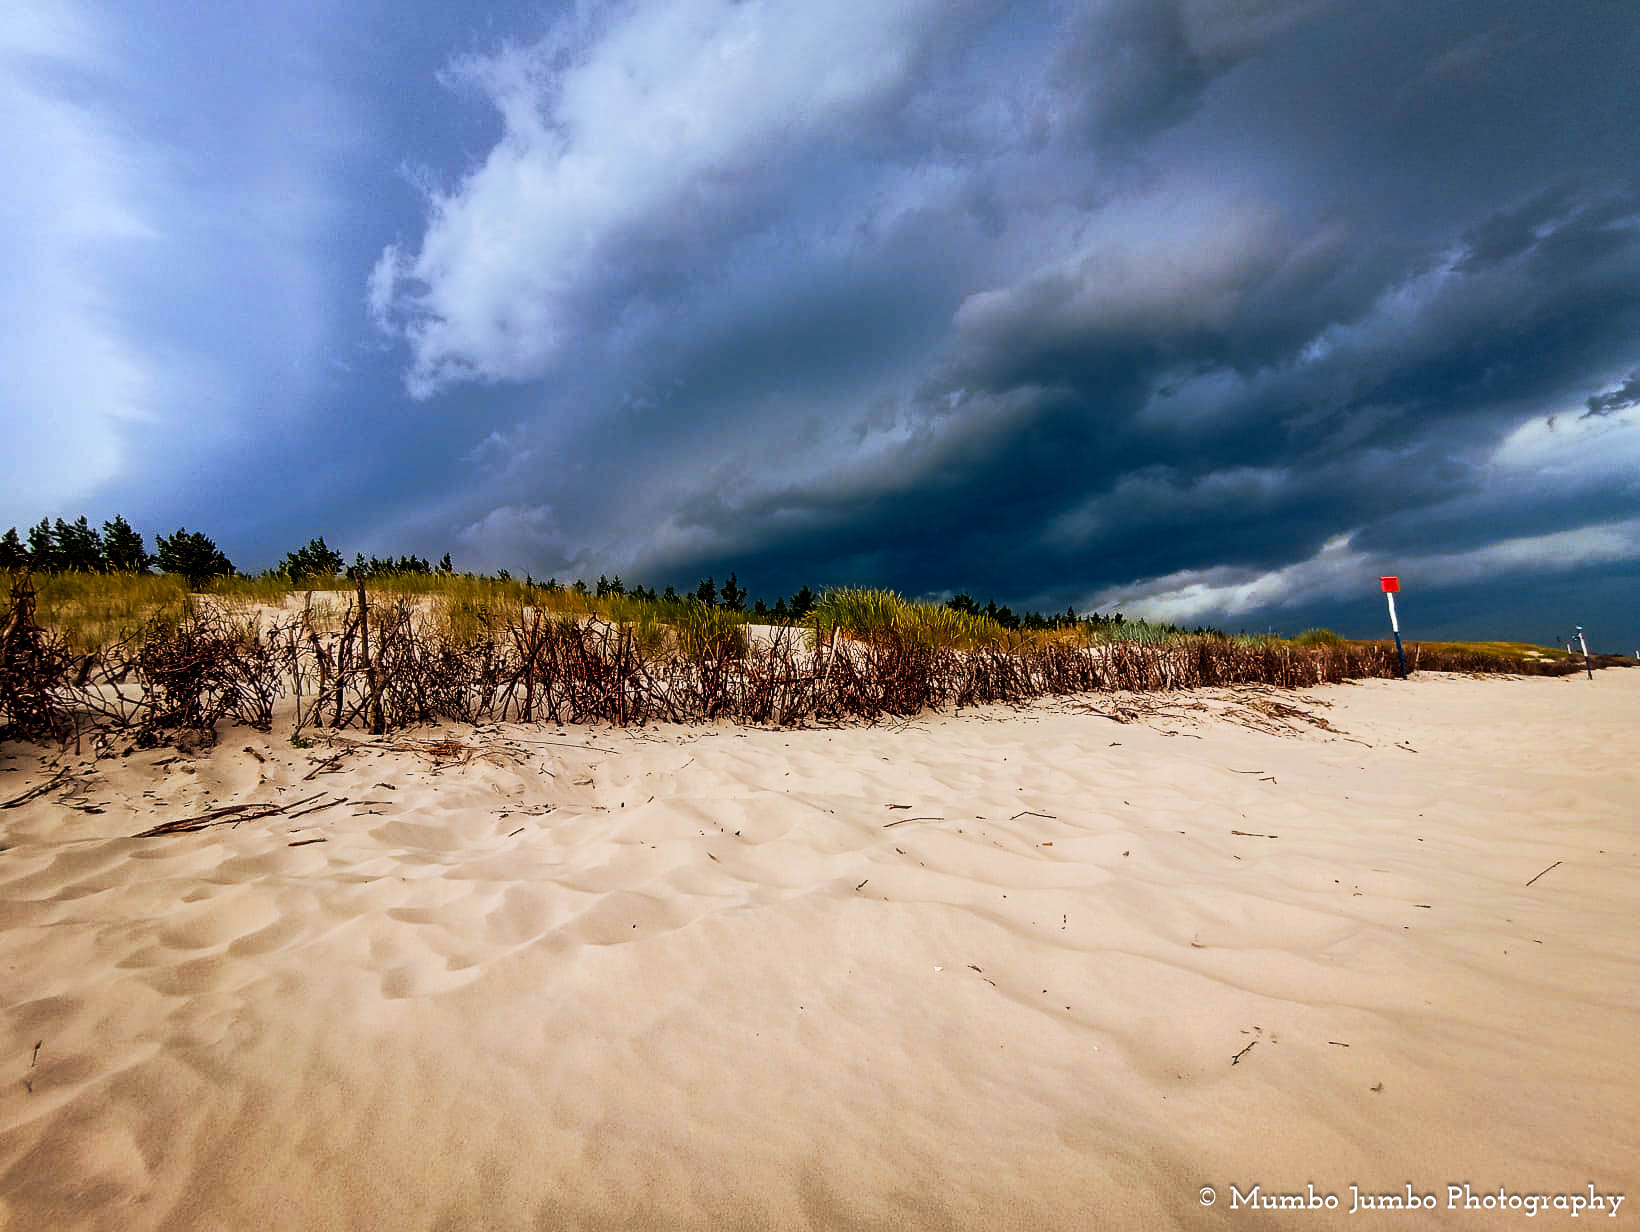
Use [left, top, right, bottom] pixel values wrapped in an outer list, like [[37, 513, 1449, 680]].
[[3, 570, 191, 654]]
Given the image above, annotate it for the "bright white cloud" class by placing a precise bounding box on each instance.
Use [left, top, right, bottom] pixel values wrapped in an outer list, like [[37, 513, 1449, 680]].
[[1094, 519, 1640, 623], [371, 0, 991, 396], [1091, 530, 1364, 622], [1491, 404, 1640, 486], [0, 3, 353, 529], [0, 2, 162, 518]]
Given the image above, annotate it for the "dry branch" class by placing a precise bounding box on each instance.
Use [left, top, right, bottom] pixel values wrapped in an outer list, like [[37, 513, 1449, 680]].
[[1, 767, 75, 809], [6, 575, 1604, 748], [1524, 860, 1562, 887], [135, 791, 325, 837]]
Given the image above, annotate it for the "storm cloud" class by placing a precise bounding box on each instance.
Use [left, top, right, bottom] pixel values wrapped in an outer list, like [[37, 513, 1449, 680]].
[[5, 1, 1638, 647]]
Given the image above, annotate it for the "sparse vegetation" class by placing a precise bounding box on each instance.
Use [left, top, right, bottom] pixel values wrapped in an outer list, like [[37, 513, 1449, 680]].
[[2, 565, 1623, 749], [1, 510, 1626, 745], [17, 571, 191, 654]]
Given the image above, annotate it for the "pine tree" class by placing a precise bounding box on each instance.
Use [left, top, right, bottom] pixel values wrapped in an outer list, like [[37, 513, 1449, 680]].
[[56, 516, 104, 572], [155, 528, 234, 587], [790, 586, 815, 619], [26, 518, 58, 571], [101, 515, 150, 572], [0, 527, 27, 570], [719, 572, 745, 611], [695, 576, 717, 607], [279, 536, 344, 582]]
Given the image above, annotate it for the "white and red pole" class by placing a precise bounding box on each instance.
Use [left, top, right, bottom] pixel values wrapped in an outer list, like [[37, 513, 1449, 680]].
[[1381, 576, 1407, 678]]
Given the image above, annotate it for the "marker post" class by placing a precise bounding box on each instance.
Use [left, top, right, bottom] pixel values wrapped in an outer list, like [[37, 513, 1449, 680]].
[[1577, 627, 1593, 681], [1381, 576, 1407, 678]]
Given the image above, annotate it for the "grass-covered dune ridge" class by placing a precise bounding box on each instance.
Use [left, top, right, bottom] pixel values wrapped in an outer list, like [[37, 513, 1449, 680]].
[[3, 571, 1622, 746]]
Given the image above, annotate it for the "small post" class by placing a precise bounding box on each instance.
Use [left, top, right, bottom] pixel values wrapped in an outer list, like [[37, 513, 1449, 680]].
[[1576, 626, 1592, 681], [357, 576, 385, 734], [1380, 576, 1407, 678]]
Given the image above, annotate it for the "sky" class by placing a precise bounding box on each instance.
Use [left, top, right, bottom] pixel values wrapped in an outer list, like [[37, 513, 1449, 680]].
[[4, 0, 1639, 649]]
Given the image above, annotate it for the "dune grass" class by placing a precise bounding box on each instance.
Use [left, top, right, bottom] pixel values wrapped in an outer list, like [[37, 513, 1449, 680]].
[[1401, 639, 1571, 662], [805, 587, 1008, 650], [804, 586, 1208, 653], [1292, 627, 1347, 647], [2, 570, 191, 654], [4, 570, 1620, 745], [1274, 628, 1586, 664], [8, 571, 1599, 666]]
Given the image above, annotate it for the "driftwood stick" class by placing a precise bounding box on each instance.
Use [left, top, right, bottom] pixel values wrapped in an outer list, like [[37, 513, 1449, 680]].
[[135, 792, 325, 837], [504, 738, 618, 754], [1524, 859, 1562, 887], [358, 577, 384, 736], [287, 797, 345, 819], [1, 768, 72, 809], [302, 748, 352, 780], [137, 804, 283, 837]]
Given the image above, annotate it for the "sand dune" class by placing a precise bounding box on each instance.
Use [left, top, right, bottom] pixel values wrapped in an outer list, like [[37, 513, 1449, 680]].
[[1, 672, 1635, 1229]]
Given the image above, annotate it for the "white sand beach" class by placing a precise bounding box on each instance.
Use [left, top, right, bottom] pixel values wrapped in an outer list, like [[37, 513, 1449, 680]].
[[1, 671, 1636, 1229]]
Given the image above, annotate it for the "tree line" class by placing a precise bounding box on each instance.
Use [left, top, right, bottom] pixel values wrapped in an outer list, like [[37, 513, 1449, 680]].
[[945, 591, 1129, 633], [572, 571, 819, 622], [0, 518, 453, 589], [0, 516, 231, 586], [2, 515, 1122, 631]]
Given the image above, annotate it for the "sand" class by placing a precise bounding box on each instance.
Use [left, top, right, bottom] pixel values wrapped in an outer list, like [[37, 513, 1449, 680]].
[[1, 671, 1635, 1229]]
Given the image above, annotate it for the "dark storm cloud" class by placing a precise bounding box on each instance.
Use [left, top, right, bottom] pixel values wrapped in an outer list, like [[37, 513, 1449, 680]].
[[351, 0, 1640, 643], [1048, 0, 1215, 147], [12, 1, 1636, 647], [1044, 0, 1335, 150]]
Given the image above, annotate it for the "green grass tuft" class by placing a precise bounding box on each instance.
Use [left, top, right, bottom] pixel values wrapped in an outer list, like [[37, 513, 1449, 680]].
[[1292, 627, 1347, 647]]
